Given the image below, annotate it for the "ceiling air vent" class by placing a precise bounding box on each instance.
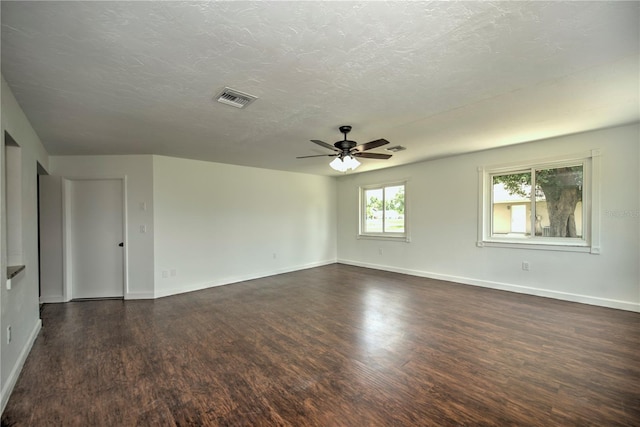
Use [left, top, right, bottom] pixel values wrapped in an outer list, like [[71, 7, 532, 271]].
[[385, 145, 407, 153], [215, 87, 258, 109]]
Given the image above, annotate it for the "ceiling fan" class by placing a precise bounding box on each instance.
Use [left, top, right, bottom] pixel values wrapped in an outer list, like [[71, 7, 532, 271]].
[[297, 125, 392, 172]]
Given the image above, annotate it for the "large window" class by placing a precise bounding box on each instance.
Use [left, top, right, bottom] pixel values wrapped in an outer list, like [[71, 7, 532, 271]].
[[360, 182, 407, 240], [478, 151, 600, 253]]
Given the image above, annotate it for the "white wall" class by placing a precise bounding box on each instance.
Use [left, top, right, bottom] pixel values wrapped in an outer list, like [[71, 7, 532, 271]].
[[337, 124, 640, 312], [153, 155, 337, 297], [0, 76, 48, 411], [48, 155, 155, 299]]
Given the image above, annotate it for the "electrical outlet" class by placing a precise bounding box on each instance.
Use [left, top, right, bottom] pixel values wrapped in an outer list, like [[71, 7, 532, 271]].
[[7, 326, 11, 344], [378, 248, 383, 255], [170, 269, 176, 277], [140, 224, 146, 233], [162, 270, 168, 279], [522, 261, 530, 271]]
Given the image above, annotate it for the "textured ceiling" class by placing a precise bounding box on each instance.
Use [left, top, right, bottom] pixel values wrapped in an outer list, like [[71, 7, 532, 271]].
[[2, 1, 639, 176]]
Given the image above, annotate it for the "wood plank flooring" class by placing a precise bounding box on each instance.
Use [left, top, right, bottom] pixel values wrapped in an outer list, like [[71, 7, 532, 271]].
[[2, 264, 639, 426]]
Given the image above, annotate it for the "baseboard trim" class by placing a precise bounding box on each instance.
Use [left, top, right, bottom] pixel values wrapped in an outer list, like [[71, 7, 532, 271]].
[[338, 259, 640, 312], [124, 292, 155, 300], [41, 293, 155, 302], [1, 318, 42, 413], [155, 259, 337, 299], [39, 295, 66, 304]]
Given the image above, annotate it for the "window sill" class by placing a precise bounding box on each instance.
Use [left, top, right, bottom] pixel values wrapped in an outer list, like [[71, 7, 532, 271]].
[[477, 239, 597, 253], [358, 234, 410, 242]]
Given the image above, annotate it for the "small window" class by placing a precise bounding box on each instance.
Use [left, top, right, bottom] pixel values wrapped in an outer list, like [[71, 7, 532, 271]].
[[360, 182, 407, 240], [478, 150, 600, 253]]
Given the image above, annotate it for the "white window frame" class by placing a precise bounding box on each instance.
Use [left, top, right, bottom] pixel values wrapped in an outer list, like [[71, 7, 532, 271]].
[[477, 150, 601, 253], [359, 181, 409, 242]]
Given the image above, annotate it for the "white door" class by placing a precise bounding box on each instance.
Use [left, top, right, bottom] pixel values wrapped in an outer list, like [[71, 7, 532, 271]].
[[69, 179, 124, 299]]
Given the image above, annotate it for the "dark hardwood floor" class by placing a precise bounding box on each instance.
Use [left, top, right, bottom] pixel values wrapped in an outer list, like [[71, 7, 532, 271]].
[[3, 264, 639, 426]]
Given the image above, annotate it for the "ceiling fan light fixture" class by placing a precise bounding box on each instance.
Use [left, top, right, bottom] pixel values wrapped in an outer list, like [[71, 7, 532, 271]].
[[345, 155, 361, 170], [329, 157, 346, 172], [329, 155, 360, 172]]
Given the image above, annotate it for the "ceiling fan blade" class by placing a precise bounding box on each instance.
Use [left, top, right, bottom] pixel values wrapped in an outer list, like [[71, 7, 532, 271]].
[[354, 138, 390, 152], [353, 152, 392, 160], [296, 154, 338, 159], [311, 139, 340, 152]]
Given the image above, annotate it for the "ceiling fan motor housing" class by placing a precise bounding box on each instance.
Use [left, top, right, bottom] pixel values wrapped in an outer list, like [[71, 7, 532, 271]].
[[336, 125, 356, 151], [336, 140, 357, 151]]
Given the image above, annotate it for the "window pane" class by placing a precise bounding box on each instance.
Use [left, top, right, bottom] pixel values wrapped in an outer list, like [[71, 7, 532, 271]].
[[535, 166, 583, 238], [384, 185, 405, 233], [364, 188, 383, 233], [492, 172, 532, 237]]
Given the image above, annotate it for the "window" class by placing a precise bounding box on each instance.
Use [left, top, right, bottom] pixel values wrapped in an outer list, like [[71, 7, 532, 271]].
[[478, 150, 600, 253], [360, 182, 407, 240]]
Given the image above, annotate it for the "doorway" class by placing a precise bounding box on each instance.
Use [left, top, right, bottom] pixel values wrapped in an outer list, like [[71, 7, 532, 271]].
[[36, 162, 48, 313], [64, 178, 125, 299]]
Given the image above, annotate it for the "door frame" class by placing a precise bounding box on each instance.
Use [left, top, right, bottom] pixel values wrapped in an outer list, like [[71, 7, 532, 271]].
[[62, 176, 128, 301]]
